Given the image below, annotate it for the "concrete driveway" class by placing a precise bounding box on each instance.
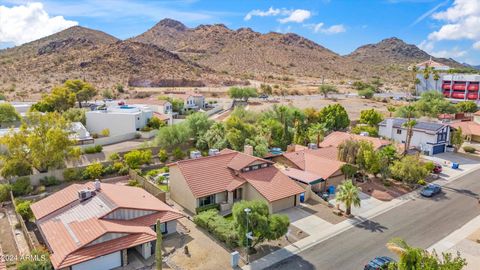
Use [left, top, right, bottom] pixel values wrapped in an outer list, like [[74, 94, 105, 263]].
[[279, 207, 333, 235], [423, 152, 480, 179], [329, 191, 384, 216]]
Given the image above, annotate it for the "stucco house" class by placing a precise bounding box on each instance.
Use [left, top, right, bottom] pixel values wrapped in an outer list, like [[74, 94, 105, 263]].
[[168, 148, 304, 214], [273, 145, 345, 199], [379, 118, 450, 155], [450, 111, 480, 143], [169, 93, 205, 111], [85, 105, 153, 136], [31, 181, 183, 270]]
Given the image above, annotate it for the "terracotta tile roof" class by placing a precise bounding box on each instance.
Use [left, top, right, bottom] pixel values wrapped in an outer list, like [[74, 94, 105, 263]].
[[450, 121, 480, 136], [240, 166, 304, 202], [170, 149, 302, 202], [58, 233, 155, 269], [281, 167, 323, 184], [153, 112, 171, 121], [319, 131, 390, 150], [281, 147, 344, 179], [32, 182, 182, 269]]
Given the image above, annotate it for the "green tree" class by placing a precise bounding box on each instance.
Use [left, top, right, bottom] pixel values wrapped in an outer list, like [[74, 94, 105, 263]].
[[414, 91, 456, 117], [318, 84, 338, 99], [307, 123, 325, 146], [0, 184, 10, 202], [336, 180, 361, 216], [156, 219, 163, 270], [64, 79, 97, 108], [32, 86, 76, 112], [356, 141, 380, 178], [154, 123, 190, 150], [341, 164, 358, 180], [403, 119, 417, 155], [455, 101, 478, 113], [317, 104, 350, 131], [185, 112, 213, 140], [232, 200, 289, 250], [351, 125, 378, 137], [15, 200, 33, 220], [0, 103, 20, 127], [228, 87, 258, 102], [433, 70, 440, 90], [359, 109, 384, 126], [158, 149, 168, 163], [451, 127, 464, 152], [337, 139, 361, 164], [390, 156, 429, 186], [225, 115, 256, 151], [147, 117, 164, 129], [198, 122, 228, 150], [62, 108, 86, 125], [303, 107, 319, 125], [386, 238, 467, 270], [245, 135, 269, 157], [358, 88, 375, 99], [387, 106, 397, 117]]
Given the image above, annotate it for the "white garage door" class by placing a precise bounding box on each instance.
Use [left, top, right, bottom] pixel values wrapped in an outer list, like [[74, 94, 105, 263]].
[[72, 251, 121, 270]]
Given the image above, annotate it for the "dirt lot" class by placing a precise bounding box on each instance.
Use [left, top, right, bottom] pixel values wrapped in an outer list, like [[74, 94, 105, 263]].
[[358, 178, 411, 201], [300, 199, 347, 224], [0, 208, 18, 268]]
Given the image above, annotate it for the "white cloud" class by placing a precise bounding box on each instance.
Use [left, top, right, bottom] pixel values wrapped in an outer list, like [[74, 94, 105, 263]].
[[305, 22, 346, 34], [430, 47, 467, 58], [418, 40, 435, 52], [410, 0, 449, 26], [244, 7, 311, 23], [473, 41, 480, 50], [244, 7, 290, 21], [0, 2, 77, 45], [278, 9, 311, 23]]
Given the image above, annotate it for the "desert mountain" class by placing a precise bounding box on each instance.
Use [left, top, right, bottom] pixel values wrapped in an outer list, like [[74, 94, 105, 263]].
[[0, 26, 237, 98], [132, 19, 362, 80]]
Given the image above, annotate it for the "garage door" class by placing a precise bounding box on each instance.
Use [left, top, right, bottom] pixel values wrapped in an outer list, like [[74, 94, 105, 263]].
[[271, 196, 296, 212], [432, 144, 446, 155], [72, 251, 121, 270]]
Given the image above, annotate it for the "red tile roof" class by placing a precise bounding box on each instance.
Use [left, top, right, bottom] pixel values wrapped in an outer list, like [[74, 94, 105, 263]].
[[153, 112, 171, 121], [32, 182, 182, 269], [282, 149, 344, 179], [170, 149, 303, 202], [281, 167, 323, 184], [319, 131, 391, 150], [450, 121, 480, 136], [240, 166, 304, 202]]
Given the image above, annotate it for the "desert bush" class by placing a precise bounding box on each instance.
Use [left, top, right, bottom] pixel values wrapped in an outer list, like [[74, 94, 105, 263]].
[[463, 146, 476, 153], [11, 177, 32, 196], [63, 168, 82, 182], [39, 176, 60, 187], [193, 209, 238, 248], [100, 128, 110, 137], [83, 145, 103, 154]]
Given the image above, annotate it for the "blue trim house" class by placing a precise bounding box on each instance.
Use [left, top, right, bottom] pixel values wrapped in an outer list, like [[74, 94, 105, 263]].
[[378, 118, 451, 155]]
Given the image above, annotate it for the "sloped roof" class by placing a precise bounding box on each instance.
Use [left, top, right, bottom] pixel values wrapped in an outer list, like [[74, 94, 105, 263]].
[[240, 166, 304, 202], [170, 149, 303, 202], [319, 131, 391, 150], [450, 121, 480, 136], [281, 167, 323, 184], [379, 118, 447, 133], [282, 146, 344, 179], [31, 182, 182, 269]]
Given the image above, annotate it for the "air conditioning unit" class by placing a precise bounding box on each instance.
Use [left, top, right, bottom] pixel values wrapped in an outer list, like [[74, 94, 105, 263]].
[[307, 143, 318, 149], [208, 149, 220, 156], [78, 189, 92, 201], [190, 150, 202, 159]]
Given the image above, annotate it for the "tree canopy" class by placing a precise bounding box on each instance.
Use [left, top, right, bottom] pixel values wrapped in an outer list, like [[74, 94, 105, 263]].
[[318, 84, 338, 98], [455, 101, 478, 113], [0, 102, 20, 127], [317, 104, 350, 131], [228, 87, 258, 101], [359, 109, 384, 126], [64, 79, 97, 108]]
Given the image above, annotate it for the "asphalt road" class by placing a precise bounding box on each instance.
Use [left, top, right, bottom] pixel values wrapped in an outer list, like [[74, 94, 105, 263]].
[[266, 169, 480, 270]]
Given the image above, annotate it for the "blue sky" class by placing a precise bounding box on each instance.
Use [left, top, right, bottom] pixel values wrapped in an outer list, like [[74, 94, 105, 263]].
[[1, 0, 479, 64]]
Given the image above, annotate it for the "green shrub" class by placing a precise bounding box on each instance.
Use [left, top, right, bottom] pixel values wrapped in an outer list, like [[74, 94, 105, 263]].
[[39, 176, 60, 187], [15, 200, 33, 220], [109, 153, 120, 161], [127, 179, 142, 187], [0, 184, 11, 202], [83, 162, 103, 180], [63, 168, 82, 182], [463, 146, 476, 153], [195, 203, 220, 214], [100, 128, 110, 137], [17, 248, 52, 270], [417, 179, 427, 185], [134, 133, 141, 139], [147, 117, 163, 129], [193, 209, 238, 248], [173, 147, 185, 160], [358, 88, 375, 99], [158, 149, 168, 163], [351, 125, 379, 137], [102, 165, 116, 176], [83, 145, 103, 154], [11, 177, 32, 196], [423, 161, 435, 172], [124, 150, 152, 169], [146, 169, 161, 178]]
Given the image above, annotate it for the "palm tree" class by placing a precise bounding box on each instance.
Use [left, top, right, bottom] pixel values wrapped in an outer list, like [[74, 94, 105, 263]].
[[403, 119, 417, 155], [386, 238, 423, 269], [336, 180, 361, 216], [414, 78, 421, 96], [423, 66, 431, 91], [318, 84, 338, 99], [156, 219, 163, 270], [433, 71, 440, 91], [387, 106, 396, 117], [307, 123, 325, 147]]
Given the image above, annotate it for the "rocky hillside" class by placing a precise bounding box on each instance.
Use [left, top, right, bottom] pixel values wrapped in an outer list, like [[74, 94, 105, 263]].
[[132, 19, 362, 80], [0, 26, 239, 99]]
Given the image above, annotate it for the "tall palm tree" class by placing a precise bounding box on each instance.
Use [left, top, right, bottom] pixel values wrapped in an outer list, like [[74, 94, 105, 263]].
[[403, 119, 417, 155], [433, 71, 440, 91], [336, 180, 361, 216], [423, 65, 431, 91], [387, 106, 396, 117], [307, 123, 325, 147], [386, 238, 423, 270]]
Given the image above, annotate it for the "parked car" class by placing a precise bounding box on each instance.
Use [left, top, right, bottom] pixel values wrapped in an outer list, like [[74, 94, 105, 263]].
[[432, 163, 442, 174], [420, 183, 442, 197], [259, 94, 269, 99], [364, 256, 395, 270]]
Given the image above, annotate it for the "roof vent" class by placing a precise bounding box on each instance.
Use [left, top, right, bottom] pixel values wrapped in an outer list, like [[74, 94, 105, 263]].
[[208, 149, 219, 156], [78, 189, 93, 202], [307, 143, 318, 149], [94, 179, 101, 191], [190, 150, 202, 159]]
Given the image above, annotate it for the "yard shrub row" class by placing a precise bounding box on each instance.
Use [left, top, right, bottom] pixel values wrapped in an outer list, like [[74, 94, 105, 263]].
[[83, 145, 103, 154], [195, 203, 220, 214], [193, 210, 238, 248]]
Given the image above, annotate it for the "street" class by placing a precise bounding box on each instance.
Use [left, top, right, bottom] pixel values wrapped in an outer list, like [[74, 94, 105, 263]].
[[266, 169, 480, 270]]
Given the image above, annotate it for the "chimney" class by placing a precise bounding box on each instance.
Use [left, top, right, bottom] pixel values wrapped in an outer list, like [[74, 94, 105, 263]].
[[244, 145, 254, 156], [94, 179, 101, 191]]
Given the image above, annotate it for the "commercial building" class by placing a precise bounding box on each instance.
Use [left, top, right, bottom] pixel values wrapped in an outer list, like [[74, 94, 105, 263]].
[[31, 181, 183, 270]]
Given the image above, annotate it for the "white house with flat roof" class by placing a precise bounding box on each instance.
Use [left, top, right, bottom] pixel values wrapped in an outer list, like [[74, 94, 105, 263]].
[[86, 105, 153, 137]]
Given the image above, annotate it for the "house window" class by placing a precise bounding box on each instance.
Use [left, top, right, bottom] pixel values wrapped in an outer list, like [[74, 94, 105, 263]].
[[261, 163, 268, 168], [198, 195, 215, 207], [243, 167, 250, 172], [153, 222, 167, 234], [251, 165, 259, 170], [396, 129, 402, 134]]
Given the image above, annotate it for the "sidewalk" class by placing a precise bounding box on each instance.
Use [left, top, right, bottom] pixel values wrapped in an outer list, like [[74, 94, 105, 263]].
[[428, 215, 480, 270], [243, 165, 480, 270]]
